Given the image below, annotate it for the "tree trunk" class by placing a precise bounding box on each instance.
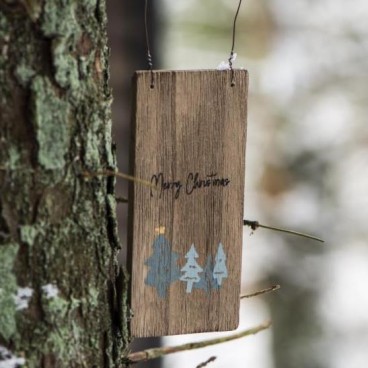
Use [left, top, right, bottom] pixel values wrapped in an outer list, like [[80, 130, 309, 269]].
[[0, 1, 127, 367]]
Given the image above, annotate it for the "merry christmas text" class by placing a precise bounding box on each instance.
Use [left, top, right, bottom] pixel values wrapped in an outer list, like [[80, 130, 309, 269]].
[[150, 172, 231, 199]]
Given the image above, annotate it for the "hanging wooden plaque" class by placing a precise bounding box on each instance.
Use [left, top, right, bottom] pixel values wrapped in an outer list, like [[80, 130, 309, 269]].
[[128, 70, 248, 337]]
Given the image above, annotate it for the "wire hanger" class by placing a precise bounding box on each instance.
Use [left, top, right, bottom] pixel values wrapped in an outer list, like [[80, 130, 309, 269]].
[[144, 0, 245, 88]]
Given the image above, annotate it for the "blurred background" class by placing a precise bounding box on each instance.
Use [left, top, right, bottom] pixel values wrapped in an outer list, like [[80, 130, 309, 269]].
[[107, 1, 368, 367]]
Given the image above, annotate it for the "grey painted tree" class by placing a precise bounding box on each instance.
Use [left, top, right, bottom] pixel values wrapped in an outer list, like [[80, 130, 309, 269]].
[[193, 255, 219, 292], [180, 244, 203, 293], [145, 230, 181, 298], [213, 243, 228, 286]]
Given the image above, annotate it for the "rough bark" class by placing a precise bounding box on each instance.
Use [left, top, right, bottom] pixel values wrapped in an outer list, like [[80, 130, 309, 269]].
[[0, 1, 127, 367]]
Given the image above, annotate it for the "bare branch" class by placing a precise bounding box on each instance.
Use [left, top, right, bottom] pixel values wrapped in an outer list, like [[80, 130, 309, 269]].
[[116, 196, 128, 203], [82, 170, 157, 191], [244, 219, 324, 243], [196, 356, 217, 368], [125, 320, 272, 364], [241, 285, 280, 299]]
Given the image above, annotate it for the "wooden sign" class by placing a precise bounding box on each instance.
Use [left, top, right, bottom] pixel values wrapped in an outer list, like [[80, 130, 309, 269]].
[[128, 70, 248, 337]]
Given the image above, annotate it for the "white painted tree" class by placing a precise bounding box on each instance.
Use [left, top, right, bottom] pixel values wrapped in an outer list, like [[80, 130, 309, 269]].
[[213, 243, 228, 286], [180, 244, 203, 293], [194, 255, 219, 292]]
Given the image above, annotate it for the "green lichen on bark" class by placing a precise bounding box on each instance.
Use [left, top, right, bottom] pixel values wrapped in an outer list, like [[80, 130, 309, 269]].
[[0, 1, 125, 367], [31, 76, 70, 169], [42, 0, 80, 37], [7, 146, 22, 169], [20, 225, 40, 246], [52, 38, 80, 91], [39, 289, 99, 365], [0, 243, 18, 341], [15, 63, 36, 87]]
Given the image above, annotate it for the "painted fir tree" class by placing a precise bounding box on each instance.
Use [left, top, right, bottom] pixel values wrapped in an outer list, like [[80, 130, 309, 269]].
[[180, 244, 203, 293], [213, 243, 228, 286], [145, 227, 180, 298], [194, 255, 219, 292]]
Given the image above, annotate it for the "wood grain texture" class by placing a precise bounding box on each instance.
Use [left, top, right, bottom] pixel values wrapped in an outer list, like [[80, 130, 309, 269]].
[[128, 70, 248, 337]]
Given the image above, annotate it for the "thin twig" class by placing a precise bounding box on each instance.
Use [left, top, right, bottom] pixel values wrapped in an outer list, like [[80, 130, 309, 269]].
[[125, 320, 271, 364], [244, 220, 324, 243], [196, 356, 217, 368], [116, 196, 128, 203], [83, 170, 157, 191], [241, 285, 280, 299]]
